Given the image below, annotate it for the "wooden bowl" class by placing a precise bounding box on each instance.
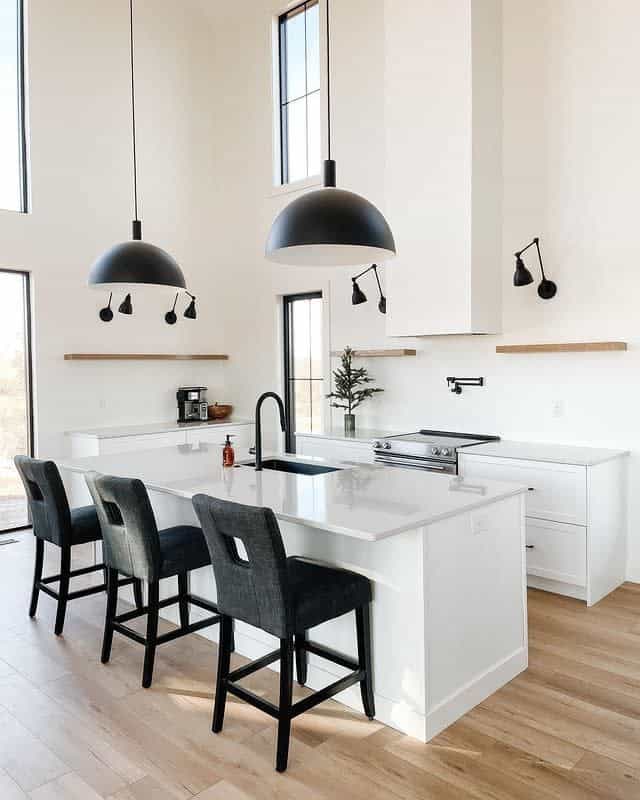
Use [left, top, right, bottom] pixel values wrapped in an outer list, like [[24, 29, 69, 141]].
[[208, 403, 233, 420]]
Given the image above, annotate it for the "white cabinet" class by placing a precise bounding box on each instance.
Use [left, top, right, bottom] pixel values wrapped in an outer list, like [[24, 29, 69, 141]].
[[296, 435, 375, 464], [185, 424, 252, 450], [384, 0, 502, 336], [99, 432, 186, 455], [458, 456, 587, 526], [460, 450, 627, 605], [524, 518, 587, 588]]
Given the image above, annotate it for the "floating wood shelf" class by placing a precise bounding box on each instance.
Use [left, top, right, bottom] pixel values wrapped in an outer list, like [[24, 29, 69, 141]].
[[330, 348, 417, 358], [496, 342, 627, 354], [64, 354, 229, 361]]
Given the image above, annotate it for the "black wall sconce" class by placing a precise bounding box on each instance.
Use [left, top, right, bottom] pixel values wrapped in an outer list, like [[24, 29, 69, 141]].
[[351, 264, 387, 314], [446, 376, 484, 395], [513, 237, 557, 299], [165, 291, 197, 325], [98, 290, 197, 323], [98, 292, 132, 321]]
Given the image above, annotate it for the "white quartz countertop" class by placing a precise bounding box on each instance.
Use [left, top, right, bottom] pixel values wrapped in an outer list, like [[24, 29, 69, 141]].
[[295, 427, 407, 443], [57, 446, 527, 541], [67, 419, 253, 440], [463, 439, 629, 467]]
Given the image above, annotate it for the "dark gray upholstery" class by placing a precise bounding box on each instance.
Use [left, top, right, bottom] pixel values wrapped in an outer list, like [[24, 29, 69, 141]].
[[158, 525, 211, 578], [192, 494, 372, 639], [287, 557, 371, 632], [86, 472, 209, 582], [14, 456, 101, 546]]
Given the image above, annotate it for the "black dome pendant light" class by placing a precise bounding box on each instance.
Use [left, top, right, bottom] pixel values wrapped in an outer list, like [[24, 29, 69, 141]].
[[265, 0, 396, 267], [88, 0, 186, 299]]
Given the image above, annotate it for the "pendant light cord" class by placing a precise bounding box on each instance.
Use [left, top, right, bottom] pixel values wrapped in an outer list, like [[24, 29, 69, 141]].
[[326, 0, 332, 161], [129, 0, 139, 222]]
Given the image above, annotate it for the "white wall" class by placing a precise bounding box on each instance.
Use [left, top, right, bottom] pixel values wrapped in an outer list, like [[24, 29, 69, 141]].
[[0, 0, 227, 460], [201, 0, 640, 580]]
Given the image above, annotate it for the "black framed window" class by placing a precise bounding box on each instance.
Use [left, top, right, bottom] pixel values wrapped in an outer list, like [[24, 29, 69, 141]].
[[0, 0, 29, 213], [278, 0, 320, 185], [0, 269, 33, 533], [283, 292, 323, 452]]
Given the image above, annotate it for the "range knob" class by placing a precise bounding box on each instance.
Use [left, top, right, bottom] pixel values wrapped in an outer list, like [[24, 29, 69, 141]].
[[431, 446, 441, 456], [440, 447, 451, 457], [373, 441, 381, 449], [383, 442, 392, 450]]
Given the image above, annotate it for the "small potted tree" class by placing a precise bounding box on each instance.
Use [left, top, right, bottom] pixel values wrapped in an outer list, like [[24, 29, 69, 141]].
[[327, 346, 384, 434]]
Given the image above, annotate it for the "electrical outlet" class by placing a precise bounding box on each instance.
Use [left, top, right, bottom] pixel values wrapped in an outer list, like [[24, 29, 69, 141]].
[[551, 400, 564, 418]]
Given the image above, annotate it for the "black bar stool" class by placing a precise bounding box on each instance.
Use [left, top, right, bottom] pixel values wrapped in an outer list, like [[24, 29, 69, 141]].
[[86, 471, 226, 688], [193, 494, 375, 773], [14, 456, 143, 636]]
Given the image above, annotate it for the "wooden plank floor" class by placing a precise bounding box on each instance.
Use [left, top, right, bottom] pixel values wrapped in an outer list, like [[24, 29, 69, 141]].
[[1, 534, 640, 799]]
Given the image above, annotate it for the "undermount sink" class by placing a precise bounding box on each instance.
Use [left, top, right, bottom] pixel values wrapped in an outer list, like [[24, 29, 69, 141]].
[[239, 458, 341, 476]]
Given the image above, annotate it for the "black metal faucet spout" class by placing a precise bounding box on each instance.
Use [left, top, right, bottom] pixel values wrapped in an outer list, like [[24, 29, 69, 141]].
[[254, 392, 287, 471]]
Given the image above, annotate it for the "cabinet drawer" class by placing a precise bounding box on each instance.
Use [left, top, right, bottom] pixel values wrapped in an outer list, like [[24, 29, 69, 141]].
[[185, 424, 252, 448], [525, 517, 587, 587], [460, 455, 587, 525], [99, 431, 186, 455], [296, 436, 374, 463]]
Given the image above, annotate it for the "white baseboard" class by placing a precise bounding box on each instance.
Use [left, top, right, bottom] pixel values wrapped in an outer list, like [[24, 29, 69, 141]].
[[425, 647, 528, 740], [527, 575, 586, 601]]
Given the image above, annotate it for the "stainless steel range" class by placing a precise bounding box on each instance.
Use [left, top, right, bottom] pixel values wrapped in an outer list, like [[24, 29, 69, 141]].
[[373, 430, 500, 474]]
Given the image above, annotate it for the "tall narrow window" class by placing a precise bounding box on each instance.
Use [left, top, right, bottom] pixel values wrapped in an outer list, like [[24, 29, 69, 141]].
[[0, 270, 33, 532], [278, 0, 320, 185], [283, 292, 323, 452], [0, 0, 28, 212]]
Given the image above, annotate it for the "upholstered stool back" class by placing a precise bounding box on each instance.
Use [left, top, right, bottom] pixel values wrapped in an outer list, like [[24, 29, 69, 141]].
[[14, 456, 71, 546], [193, 495, 292, 638], [86, 472, 161, 582]]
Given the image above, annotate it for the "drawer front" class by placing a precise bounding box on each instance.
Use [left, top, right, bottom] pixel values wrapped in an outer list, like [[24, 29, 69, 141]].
[[460, 454, 587, 525], [525, 517, 587, 587], [99, 431, 186, 455], [185, 424, 252, 448], [296, 436, 374, 463]]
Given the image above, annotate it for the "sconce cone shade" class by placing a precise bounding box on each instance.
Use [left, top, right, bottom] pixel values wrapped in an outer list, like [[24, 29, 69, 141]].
[[184, 297, 197, 319], [118, 293, 133, 315], [513, 256, 534, 287], [89, 239, 186, 292], [352, 280, 367, 305], [378, 295, 387, 314]]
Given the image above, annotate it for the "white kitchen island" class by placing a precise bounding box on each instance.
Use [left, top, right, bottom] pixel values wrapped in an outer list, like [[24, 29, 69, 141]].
[[58, 445, 529, 743]]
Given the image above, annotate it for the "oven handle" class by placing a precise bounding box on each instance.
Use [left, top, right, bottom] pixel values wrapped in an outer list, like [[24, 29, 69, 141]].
[[374, 455, 454, 472]]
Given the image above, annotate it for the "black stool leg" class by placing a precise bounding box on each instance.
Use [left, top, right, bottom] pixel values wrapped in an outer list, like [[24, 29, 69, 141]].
[[101, 568, 118, 663], [133, 579, 144, 610], [295, 630, 308, 686], [212, 614, 233, 733], [356, 603, 375, 719], [54, 545, 71, 636], [178, 573, 189, 629], [29, 537, 44, 618], [276, 636, 294, 772], [142, 580, 159, 689]]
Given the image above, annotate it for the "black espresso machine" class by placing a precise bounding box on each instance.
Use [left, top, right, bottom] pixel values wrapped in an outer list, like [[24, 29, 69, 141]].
[[177, 386, 208, 422]]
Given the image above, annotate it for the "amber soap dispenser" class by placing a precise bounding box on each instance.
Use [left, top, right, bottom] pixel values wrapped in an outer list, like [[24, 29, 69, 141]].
[[222, 434, 235, 467]]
